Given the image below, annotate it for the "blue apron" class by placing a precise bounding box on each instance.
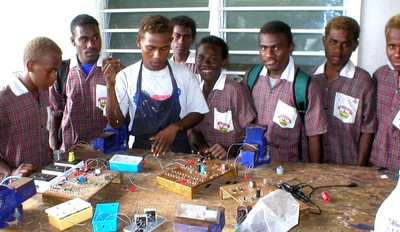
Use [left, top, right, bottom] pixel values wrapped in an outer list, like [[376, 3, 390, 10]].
[[131, 61, 191, 153]]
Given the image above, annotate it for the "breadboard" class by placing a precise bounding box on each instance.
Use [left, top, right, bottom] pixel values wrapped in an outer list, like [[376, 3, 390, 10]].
[[156, 160, 236, 199], [42, 170, 121, 202], [219, 181, 309, 220], [45, 198, 93, 231]]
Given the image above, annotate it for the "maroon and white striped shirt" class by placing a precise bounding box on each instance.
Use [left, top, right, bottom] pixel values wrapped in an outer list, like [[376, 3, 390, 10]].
[[0, 74, 52, 168], [311, 61, 376, 165], [49, 56, 108, 151], [370, 64, 400, 169]]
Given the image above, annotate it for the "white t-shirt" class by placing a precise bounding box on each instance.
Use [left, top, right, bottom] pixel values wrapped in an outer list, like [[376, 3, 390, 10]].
[[115, 60, 209, 130]]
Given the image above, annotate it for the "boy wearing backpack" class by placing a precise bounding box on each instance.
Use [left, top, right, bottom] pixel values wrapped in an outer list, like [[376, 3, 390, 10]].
[[311, 16, 376, 166], [245, 21, 327, 162], [49, 14, 122, 152]]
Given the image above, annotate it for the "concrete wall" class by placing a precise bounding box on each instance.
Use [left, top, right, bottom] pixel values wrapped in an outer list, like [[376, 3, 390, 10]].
[[358, 0, 400, 74]]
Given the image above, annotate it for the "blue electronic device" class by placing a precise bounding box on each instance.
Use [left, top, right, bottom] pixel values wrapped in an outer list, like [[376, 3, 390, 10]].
[[93, 122, 129, 154], [237, 124, 271, 168]]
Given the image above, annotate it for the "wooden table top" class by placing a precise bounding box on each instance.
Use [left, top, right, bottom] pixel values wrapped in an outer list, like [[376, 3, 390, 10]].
[[4, 148, 397, 232]]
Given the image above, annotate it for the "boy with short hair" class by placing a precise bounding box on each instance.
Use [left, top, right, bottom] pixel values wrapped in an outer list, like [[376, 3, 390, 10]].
[[49, 14, 121, 152], [0, 37, 62, 178], [191, 35, 256, 159], [170, 15, 197, 74], [311, 16, 376, 166], [245, 21, 327, 162], [106, 14, 208, 156]]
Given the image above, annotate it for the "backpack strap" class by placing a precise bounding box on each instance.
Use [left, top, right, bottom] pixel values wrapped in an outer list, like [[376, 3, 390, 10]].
[[247, 64, 264, 91], [293, 68, 311, 114], [293, 68, 311, 162], [56, 59, 71, 110]]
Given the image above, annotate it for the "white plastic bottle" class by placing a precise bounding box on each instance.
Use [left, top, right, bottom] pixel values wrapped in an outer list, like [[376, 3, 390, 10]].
[[374, 169, 400, 232]]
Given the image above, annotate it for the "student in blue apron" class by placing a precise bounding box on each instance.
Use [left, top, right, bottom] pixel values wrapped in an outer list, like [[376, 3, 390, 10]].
[[105, 14, 209, 156]]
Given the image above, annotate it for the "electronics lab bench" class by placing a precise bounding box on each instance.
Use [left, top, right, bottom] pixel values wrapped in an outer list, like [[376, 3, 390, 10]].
[[4, 148, 397, 232]]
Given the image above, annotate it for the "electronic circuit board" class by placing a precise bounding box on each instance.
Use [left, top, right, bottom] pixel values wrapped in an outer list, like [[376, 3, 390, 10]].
[[156, 159, 236, 199], [219, 180, 309, 220], [42, 169, 121, 202]]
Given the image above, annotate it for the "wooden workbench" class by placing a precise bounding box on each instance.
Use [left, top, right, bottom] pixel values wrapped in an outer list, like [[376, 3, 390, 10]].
[[4, 148, 397, 232]]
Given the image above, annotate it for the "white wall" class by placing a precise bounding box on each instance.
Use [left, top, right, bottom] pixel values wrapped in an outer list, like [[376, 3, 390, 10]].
[[0, 0, 96, 81], [358, 0, 400, 74]]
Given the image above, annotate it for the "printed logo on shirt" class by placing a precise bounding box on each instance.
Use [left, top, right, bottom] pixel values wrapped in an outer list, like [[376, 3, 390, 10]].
[[217, 122, 230, 133], [96, 84, 107, 111], [273, 100, 298, 129], [278, 114, 292, 127], [337, 105, 352, 119], [333, 92, 359, 124], [98, 97, 107, 109]]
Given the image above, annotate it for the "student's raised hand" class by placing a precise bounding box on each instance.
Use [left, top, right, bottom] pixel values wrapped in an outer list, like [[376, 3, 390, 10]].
[[11, 163, 35, 177], [102, 56, 122, 87], [207, 143, 228, 160], [150, 124, 180, 156]]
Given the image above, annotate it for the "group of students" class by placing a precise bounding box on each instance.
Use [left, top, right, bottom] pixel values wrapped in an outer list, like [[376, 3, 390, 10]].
[[1, 12, 400, 180]]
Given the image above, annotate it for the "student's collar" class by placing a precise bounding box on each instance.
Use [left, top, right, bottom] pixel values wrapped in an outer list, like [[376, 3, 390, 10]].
[[71, 53, 105, 68], [8, 73, 29, 96], [388, 60, 395, 70], [260, 56, 296, 82], [170, 51, 196, 64], [314, 60, 356, 79], [186, 51, 196, 64], [199, 73, 226, 91]]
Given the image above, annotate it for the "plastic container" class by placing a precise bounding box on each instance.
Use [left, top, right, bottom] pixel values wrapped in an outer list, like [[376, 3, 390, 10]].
[[92, 202, 119, 232], [109, 154, 143, 172]]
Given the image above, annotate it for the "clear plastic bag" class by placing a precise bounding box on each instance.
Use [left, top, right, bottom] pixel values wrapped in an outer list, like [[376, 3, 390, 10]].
[[238, 189, 299, 232]]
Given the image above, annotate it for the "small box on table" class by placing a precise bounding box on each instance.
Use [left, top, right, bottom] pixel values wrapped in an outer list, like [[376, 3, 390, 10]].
[[109, 154, 143, 172], [92, 202, 119, 232]]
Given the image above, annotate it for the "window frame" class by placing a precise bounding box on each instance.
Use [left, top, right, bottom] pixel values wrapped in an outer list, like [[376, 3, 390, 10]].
[[97, 0, 361, 75]]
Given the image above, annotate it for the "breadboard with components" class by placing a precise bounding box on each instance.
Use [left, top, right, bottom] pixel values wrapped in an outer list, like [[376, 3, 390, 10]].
[[219, 180, 309, 220], [156, 159, 236, 199], [42, 170, 121, 202]]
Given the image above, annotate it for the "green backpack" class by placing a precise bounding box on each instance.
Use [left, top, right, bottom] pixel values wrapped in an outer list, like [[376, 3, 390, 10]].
[[247, 64, 311, 114], [247, 64, 311, 161]]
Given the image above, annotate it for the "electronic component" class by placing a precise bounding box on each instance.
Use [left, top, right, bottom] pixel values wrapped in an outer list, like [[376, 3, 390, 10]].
[[123, 208, 167, 232], [135, 214, 148, 228], [54, 159, 84, 170], [220, 181, 310, 221], [45, 198, 93, 231], [174, 203, 225, 232], [42, 170, 121, 201], [157, 160, 236, 199], [41, 164, 73, 177], [30, 172, 62, 193]]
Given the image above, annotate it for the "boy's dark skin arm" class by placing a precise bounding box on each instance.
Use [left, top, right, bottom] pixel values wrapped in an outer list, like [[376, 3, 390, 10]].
[[151, 112, 204, 156], [0, 157, 35, 177], [308, 135, 323, 163], [104, 56, 124, 129], [49, 115, 62, 150], [357, 133, 374, 166]]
